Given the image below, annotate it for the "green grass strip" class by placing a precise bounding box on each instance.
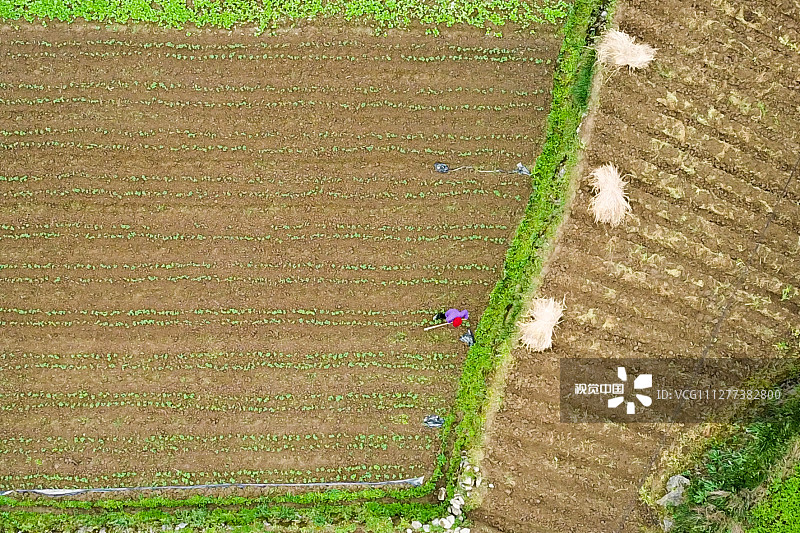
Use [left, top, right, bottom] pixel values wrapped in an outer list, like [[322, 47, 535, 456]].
[[748, 465, 800, 533], [1, 501, 445, 532], [444, 0, 598, 487], [0, 0, 570, 31], [666, 368, 800, 532]]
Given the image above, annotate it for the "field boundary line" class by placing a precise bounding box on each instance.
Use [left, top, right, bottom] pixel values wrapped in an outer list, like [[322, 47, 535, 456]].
[[448, 0, 602, 495]]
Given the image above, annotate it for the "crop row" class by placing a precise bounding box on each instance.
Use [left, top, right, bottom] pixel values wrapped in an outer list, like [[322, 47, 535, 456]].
[[0, 351, 457, 362], [0, 231, 509, 245], [4, 39, 543, 54], [0, 221, 509, 232], [0, 350, 460, 373], [0, 397, 441, 414], [0, 187, 525, 202], [0, 127, 538, 142], [0, 0, 570, 31], [0, 307, 435, 317], [1, 142, 527, 161], [0, 80, 546, 97], [2, 50, 547, 63], [0, 96, 544, 113], [1, 464, 423, 486], [0, 390, 434, 402], [0, 261, 497, 273], [4, 433, 432, 445], [0, 173, 522, 187], [0, 275, 491, 289], [2, 433, 434, 454], [0, 318, 437, 328], [0, 359, 459, 372], [10, 441, 430, 455]]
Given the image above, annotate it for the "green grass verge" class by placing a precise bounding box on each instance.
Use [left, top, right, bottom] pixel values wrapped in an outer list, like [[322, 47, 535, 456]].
[[0, 0, 570, 32], [445, 0, 599, 488], [0, 484, 447, 532], [0, 0, 602, 530], [660, 356, 800, 532], [748, 464, 800, 533], [0, 500, 447, 533]]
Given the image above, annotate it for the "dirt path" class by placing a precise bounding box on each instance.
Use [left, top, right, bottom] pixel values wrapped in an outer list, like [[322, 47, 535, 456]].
[[471, 0, 799, 531]]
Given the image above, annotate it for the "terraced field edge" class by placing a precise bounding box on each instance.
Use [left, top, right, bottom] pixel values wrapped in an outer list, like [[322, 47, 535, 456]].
[[446, 0, 601, 496]]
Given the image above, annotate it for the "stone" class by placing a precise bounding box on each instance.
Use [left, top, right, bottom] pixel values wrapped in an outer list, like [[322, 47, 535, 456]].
[[657, 475, 691, 507], [666, 475, 690, 492], [657, 489, 686, 507], [411, 521, 422, 530], [176, 524, 187, 531], [662, 518, 674, 532], [462, 529, 471, 533], [423, 525, 431, 533], [438, 487, 447, 501], [488, 483, 494, 488]]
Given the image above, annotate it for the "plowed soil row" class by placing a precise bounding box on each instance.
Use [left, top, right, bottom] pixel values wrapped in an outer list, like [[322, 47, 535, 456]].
[[472, 0, 799, 531], [0, 21, 561, 489]]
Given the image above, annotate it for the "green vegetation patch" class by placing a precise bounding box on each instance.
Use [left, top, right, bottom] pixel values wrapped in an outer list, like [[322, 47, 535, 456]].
[[444, 0, 599, 488], [0, 0, 570, 31], [748, 464, 800, 533], [0, 499, 444, 532], [658, 355, 800, 532]]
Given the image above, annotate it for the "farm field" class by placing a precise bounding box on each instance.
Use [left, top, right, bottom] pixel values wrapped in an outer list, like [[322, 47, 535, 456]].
[[472, 0, 800, 531], [0, 20, 562, 490]]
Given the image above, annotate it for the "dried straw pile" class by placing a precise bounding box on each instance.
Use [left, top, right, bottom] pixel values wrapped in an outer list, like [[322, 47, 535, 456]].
[[519, 297, 565, 352], [596, 29, 656, 70], [588, 163, 631, 227]]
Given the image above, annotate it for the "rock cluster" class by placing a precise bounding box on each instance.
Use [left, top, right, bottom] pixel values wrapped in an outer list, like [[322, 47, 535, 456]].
[[406, 455, 482, 533]]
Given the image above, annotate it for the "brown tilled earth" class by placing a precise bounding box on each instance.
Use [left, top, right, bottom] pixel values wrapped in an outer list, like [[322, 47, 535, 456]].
[[472, 0, 799, 531], [0, 21, 561, 488]]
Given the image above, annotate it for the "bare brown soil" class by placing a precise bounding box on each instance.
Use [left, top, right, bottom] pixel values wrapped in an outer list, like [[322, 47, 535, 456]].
[[0, 21, 561, 489], [472, 0, 800, 531]]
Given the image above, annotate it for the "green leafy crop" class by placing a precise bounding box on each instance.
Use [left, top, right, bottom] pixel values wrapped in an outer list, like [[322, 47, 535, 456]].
[[0, 0, 571, 31]]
